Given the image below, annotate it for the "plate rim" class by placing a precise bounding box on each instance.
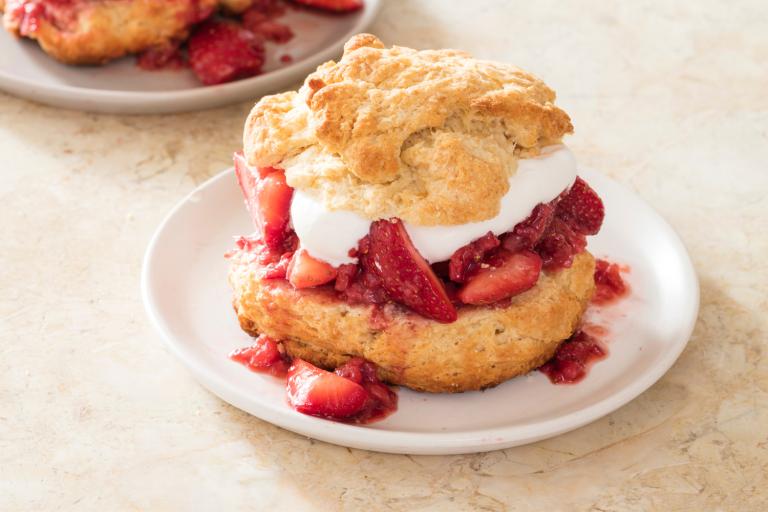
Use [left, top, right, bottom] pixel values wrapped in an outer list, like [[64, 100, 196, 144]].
[[0, 0, 381, 112], [141, 167, 700, 455]]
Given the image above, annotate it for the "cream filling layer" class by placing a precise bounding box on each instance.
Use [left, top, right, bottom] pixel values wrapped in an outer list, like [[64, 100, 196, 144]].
[[290, 144, 577, 266]]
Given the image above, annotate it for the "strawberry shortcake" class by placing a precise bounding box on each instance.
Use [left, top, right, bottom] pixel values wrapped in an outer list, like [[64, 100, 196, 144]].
[[0, 0, 361, 84], [229, 34, 605, 393], [2, 0, 219, 65]]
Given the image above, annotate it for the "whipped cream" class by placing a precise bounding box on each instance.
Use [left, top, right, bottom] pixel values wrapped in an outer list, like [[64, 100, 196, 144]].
[[290, 144, 578, 266]]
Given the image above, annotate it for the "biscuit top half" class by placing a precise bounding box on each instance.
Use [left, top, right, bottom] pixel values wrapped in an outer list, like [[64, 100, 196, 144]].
[[243, 34, 573, 226]]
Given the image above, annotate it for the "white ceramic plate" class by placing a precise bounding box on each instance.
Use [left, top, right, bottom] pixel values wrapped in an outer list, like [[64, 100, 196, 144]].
[[0, 1, 380, 114], [142, 166, 699, 455]]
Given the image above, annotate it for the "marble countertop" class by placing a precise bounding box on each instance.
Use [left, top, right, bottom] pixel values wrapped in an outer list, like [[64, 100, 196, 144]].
[[1, 1, 766, 510]]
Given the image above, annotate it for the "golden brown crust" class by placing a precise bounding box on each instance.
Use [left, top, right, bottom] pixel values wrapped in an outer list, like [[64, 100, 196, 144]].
[[230, 252, 595, 393], [2, 0, 218, 65], [243, 34, 573, 226]]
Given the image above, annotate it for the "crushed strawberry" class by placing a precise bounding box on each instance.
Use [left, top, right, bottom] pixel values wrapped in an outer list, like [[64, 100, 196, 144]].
[[136, 42, 186, 70], [230, 235, 296, 279], [334, 357, 398, 423], [262, 250, 294, 279], [448, 231, 500, 283], [333, 263, 359, 292], [362, 219, 457, 323], [539, 330, 606, 384], [555, 177, 605, 236], [337, 265, 391, 305], [592, 258, 629, 305], [230, 334, 290, 376], [535, 217, 587, 270], [501, 202, 556, 253], [244, 17, 294, 43], [249, 0, 288, 17], [241, 7, 269, 28], [188, 20, 265, 85], [233, 234, 261, 253]]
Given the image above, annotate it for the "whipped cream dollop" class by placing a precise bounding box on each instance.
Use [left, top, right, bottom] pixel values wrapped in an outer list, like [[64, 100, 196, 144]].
[[290, 144, 578, 266]]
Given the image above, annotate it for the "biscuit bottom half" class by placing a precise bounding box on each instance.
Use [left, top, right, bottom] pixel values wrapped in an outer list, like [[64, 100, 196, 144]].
[[229, 252, 596, 393]]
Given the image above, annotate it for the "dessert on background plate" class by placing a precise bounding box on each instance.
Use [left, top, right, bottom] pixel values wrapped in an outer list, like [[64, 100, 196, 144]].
[[227, 34, 629, 423], [0, 0, 362, 85]]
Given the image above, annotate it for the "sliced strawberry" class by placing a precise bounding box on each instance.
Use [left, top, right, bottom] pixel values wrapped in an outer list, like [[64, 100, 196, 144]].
[[362, 219, 457, 323], [457, 250, 542, 305], [234, 151, 293, 251], [292, 0, 363, 12], [188, 20, 265, 85], [555, 177, 604, 235], [286, 248, 338, 288], [287, 359, 368, 419], [448, 231, 500, 283], [256, 170, 293, 251], [234, 151, 259, 227]]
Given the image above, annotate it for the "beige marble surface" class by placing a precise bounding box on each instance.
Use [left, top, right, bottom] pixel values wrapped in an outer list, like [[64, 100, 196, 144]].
[[1, 1, 767, 510]]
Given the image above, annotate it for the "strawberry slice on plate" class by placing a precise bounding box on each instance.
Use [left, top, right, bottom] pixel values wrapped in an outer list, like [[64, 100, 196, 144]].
[[188, 20, 265, 85], [457, 250, 543, 305], [287, 359, 368, 419], [287, 248, 338, 288], [363, 219, 457, 323], [292, 0, 363, 12]]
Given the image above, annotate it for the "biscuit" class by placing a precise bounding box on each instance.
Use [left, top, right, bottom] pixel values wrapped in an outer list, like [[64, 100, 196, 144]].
[[230, 251, 595, 393], [2, 0, 218, 65], [243, 34, 573, 226]]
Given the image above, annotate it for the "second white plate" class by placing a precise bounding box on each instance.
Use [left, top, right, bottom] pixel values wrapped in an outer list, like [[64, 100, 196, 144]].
[[0, 1, 380, 113], [142, 166, 699, 454]]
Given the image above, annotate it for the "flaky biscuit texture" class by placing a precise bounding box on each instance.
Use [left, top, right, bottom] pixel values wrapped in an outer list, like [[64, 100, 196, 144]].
[[244, 34, 573, 225]]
